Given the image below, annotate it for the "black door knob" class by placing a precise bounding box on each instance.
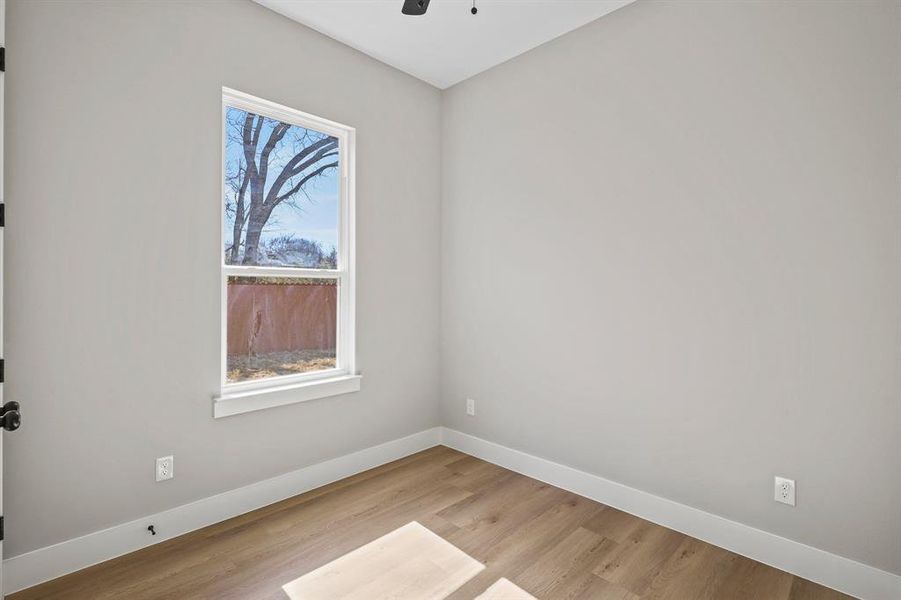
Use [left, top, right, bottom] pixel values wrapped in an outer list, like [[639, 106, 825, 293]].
[[2, 409, 20, 431], [1, 401, 21, 431]]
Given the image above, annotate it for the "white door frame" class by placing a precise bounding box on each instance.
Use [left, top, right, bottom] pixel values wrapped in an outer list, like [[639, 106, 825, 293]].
[[1, 0, 7, 594]]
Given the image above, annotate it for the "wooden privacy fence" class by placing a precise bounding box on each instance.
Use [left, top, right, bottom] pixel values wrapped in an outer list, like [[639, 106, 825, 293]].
[[227, 280, 337, 356]]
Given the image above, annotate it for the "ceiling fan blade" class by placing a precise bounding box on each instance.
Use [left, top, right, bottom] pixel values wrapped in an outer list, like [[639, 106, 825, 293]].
[[401, 0, 431, 16]]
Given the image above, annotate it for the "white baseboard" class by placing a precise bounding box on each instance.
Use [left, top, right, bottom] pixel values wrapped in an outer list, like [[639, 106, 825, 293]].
[[6, 426, 898, 600], [440, 427, 900, 600], [2, 427, 442, 596]]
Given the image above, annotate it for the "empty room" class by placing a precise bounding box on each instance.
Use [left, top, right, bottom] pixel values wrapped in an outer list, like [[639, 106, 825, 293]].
[[0, 0, 898, 598]]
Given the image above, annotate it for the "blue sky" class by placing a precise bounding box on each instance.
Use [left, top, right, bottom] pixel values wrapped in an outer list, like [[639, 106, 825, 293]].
[[224, 107, 339, 255]]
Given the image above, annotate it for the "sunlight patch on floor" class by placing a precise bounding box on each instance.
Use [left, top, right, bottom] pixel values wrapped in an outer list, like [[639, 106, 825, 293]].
[[282, 521, 485, 600], [475, 577, 537, 599]]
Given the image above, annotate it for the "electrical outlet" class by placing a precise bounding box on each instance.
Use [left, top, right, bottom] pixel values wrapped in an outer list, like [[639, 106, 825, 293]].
[[156, 456, 174, 482], [466, 398, 475, 416], [774, 476, 795, 506]]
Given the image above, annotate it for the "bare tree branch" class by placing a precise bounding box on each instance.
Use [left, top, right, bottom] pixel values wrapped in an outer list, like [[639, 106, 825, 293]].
[[230, 164, 250, 263], [257, 121, 291, 188], [266, 136, 337, 203], [275, 161, 339, 203], [266, 148, 339, 208]]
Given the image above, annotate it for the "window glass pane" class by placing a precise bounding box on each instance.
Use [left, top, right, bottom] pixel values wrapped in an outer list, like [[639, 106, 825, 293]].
[[224, 106, 339, 268], [227, 276, 337, 383]]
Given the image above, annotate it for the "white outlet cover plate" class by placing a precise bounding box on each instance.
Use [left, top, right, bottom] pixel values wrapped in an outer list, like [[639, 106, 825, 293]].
[[156, 456, 174, 482], [774, 476, 795, 506], [466, 398, 475, 416]]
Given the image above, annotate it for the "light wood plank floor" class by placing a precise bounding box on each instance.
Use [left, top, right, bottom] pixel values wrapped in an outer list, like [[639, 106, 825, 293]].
[[10, 446, 855, 600]]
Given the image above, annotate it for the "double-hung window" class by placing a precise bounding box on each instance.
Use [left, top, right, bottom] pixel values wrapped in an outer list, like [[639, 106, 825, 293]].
[[215, 88, 358, 418]]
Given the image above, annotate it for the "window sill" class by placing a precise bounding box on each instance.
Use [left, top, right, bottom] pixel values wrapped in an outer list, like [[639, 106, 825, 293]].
[[213, 374, 362, 418]]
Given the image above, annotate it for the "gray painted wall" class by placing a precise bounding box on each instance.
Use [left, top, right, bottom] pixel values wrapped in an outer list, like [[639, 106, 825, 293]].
[[440, 0, 901, 574], [4, 0, 441, 557]]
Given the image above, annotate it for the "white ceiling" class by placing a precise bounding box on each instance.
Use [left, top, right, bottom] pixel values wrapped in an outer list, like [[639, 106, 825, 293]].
[[253, 0, 635, 89]]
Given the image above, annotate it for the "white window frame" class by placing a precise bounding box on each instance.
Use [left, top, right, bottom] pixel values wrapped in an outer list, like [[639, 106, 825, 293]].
[[214, 88, 358, 418]]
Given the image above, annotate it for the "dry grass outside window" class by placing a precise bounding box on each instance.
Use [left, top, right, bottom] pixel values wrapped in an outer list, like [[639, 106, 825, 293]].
[[227, 349, 336, 382]]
